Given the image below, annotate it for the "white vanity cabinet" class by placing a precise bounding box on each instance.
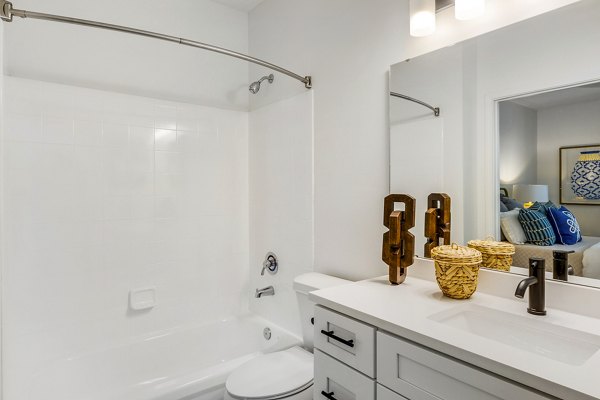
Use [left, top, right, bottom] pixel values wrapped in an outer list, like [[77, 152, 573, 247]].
[[377, 332, 552, 400], [313, 305, 553, 400]]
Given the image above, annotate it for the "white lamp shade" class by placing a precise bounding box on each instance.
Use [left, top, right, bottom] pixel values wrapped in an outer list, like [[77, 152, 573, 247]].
[[410, 0, 436, 37], [455, 0, 485, 21], [512, 184, 549, 204]]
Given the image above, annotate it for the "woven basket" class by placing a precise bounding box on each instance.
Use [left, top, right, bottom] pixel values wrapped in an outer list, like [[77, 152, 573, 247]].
[[431, 244, 482, 299], [467, 238, 515, 272]]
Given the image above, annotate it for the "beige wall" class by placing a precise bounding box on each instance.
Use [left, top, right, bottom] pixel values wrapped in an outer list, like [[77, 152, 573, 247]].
[[538, 98, 600, 237]]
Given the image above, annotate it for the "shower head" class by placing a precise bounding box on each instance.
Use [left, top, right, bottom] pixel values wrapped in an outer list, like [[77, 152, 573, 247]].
[[249, 74, 274, 94]]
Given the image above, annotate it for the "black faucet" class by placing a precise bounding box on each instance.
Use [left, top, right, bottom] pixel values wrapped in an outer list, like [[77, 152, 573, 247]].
[[515, 258, 546, 316], [553, 250, 575, 281]]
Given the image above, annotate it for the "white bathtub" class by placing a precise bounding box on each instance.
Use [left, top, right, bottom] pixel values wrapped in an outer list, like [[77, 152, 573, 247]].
[[28, 315, 302, 400]]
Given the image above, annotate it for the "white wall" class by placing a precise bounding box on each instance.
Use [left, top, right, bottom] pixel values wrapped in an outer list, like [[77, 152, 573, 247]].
[[249, 0, 578, 280], [0, 20, 4, 399], [499, 101, 538, 193], [473, 0, 600, 240], [538, 98, 600, 236], [1, 78, 249, 399], [248, 91, 313, 336], [3, 0, 250, 110]]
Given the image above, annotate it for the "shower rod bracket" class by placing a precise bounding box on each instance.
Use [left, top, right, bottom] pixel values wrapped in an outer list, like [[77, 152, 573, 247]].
[[390, 91, 440, 117], [1, 0, 13, 22], [304, 76, 312, 89], [0, 0, 313, 89]]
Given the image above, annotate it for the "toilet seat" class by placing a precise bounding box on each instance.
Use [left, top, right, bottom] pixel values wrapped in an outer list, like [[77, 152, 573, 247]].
[[226, 346, 313, 400]]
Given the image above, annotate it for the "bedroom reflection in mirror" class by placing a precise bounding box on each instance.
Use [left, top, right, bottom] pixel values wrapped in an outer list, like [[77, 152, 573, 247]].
[[498, 83, 600, 284]]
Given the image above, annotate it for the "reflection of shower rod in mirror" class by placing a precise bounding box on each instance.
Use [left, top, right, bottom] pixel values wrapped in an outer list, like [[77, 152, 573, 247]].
[[390, 91, 440, 117]]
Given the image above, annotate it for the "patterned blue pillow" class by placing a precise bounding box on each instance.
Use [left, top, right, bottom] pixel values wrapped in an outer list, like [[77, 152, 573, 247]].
[[528, 201, 557, 215], [518, 208, 556, 246], [547, 206, 582, 245]]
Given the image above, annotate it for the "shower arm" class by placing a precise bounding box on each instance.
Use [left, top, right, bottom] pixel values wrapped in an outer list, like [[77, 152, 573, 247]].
[[0, 0, 312, 89]]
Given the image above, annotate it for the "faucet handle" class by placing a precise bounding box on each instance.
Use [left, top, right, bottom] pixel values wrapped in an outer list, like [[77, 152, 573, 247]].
[[261, 252, 278, 275], [553, 250, 575, 259]]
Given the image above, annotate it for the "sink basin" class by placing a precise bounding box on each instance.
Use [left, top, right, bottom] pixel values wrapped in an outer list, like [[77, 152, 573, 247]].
[[429, 304, 600, 366]]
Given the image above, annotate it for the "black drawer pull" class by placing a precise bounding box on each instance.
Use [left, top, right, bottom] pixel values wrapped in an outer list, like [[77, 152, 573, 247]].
[[321, 391, 337, 400], [320, 329, 355, 348]]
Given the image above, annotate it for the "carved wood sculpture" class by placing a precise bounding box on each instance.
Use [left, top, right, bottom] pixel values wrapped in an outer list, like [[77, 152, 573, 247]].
[[424, 193, 451, 258], [382, 194, 416, 285]]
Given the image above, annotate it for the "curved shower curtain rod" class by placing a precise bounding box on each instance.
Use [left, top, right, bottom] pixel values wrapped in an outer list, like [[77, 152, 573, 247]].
[[0, 0, 312, 89], [390, 91, 440, 117]]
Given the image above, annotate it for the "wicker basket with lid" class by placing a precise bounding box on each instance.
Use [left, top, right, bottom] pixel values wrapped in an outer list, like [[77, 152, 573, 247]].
[[467, 238, 515, 272], [431, 244, 482, 299]]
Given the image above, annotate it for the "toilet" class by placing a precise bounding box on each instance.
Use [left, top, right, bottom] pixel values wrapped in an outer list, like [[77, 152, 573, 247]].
[[224, 272, 350, 400]]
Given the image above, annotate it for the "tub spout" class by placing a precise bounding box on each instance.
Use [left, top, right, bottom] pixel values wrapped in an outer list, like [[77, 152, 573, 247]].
[[255, 286, 275, 298]]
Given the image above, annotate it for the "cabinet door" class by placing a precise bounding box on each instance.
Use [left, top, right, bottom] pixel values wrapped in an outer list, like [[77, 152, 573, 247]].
[[377, 384, 410, 400], [314, 349, 375, 400], [314, 305, 376, 377], [377, 332, 553, 400]]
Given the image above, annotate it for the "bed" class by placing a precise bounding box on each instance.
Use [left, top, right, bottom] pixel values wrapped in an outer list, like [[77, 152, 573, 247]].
[[512, 236, 600, 277]]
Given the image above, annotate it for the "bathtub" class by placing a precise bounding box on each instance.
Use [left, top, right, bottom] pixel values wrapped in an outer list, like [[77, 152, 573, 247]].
[[28, 315, 302, 400]]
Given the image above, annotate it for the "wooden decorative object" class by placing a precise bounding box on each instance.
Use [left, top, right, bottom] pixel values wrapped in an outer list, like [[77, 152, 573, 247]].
[[382, 194, 416, 285], [424, 193, 451, 258]]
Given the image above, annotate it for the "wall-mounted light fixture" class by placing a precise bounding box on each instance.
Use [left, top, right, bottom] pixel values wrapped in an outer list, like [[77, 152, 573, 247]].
[[409, 0, 436, 37], [409, 0, 486, 37]]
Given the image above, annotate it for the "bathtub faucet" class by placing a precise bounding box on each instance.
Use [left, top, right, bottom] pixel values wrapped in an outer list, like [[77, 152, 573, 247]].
[[255, 286, 275, 298]]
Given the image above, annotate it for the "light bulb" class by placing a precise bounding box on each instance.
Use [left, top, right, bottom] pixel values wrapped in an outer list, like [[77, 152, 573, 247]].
[[455, 0, 485, 21], [410, 0, 436, 37]]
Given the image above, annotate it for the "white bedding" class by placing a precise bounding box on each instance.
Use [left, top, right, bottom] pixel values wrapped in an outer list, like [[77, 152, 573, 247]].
[[583, 242, 600, 279], [512, 236, 600, 277]]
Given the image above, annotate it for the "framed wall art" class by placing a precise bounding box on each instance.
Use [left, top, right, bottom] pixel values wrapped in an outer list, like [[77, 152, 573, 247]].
[[560, 144, 600, 205]]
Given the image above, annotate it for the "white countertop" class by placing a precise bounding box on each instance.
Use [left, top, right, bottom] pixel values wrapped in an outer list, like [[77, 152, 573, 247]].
[[310, 259, 600, 400]]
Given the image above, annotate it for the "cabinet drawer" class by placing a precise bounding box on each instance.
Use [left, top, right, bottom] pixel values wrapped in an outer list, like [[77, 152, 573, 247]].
[[377, 332, 552, 400], [377, 384, 409, 400], [314, 349, 375, 400], [314, 306, 376, 377]]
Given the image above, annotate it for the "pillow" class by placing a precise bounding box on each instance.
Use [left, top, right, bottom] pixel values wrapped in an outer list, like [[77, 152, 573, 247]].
[[500, 196, 523, 211], [547, 206, 582, 245], [528, 201, 557, 215], [500, 201, 509, 213], [518, 208, 556, 246], [500, 209, 527, 244]]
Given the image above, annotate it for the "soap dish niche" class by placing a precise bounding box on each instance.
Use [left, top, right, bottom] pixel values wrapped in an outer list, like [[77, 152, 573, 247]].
[[129, 287, 156, 311]]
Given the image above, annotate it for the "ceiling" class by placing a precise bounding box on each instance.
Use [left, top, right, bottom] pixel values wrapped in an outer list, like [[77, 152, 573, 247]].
[[211, 0, 265, 12], [509, 82, 600, 110]]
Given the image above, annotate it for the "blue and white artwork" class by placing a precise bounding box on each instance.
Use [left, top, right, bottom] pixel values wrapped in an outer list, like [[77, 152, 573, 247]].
[[561, 146, 600, 205]]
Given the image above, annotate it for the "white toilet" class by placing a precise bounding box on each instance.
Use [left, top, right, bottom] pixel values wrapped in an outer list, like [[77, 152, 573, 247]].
[[224, 272, 350, 400]]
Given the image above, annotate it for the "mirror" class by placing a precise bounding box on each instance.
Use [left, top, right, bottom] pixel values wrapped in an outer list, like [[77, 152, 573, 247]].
[[389, 0, 600, 286]]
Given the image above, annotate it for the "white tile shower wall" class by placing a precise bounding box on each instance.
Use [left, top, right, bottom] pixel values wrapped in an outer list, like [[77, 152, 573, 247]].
[[1, 77, 249, 399], [249, 91, 313, 337]]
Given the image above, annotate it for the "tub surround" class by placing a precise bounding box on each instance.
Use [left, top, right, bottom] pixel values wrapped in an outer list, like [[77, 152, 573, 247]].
[[310, 258, 600, 400]]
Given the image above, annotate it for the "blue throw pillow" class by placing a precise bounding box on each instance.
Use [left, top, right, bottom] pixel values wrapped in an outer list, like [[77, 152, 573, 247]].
[[518, 208, 556, 246], [547, 206, 582, 245], [528, 201, 557, 215]]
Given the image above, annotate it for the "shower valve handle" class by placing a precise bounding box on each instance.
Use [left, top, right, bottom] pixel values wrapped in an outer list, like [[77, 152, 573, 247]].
[[261, 252, 278, 275]]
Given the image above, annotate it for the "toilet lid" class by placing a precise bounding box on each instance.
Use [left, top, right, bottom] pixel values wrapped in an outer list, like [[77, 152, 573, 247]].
[[226, 346, 313, 399]]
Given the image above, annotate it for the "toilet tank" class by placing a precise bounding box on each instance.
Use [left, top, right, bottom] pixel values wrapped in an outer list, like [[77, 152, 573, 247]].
[[293, 272, 351, 351]]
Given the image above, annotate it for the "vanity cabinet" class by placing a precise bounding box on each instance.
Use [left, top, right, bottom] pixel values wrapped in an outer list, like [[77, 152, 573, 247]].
[[313, 305, 553, 400]]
